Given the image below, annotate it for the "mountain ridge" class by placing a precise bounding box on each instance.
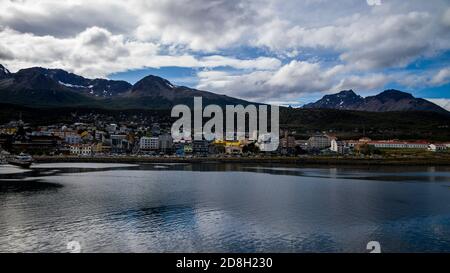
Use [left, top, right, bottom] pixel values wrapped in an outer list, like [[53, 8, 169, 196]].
[[0, 64, 448, 114], [0, 64, 249, 108], [304, 89, 449, 114]]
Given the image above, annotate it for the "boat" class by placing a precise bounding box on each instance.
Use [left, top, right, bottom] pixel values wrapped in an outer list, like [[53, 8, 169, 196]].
[[0, 150, 10, 165], [7, 153, 34, 168]]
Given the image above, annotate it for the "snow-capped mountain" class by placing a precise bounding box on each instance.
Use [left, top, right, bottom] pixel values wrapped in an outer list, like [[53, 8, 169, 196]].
[[303, 90, 364, 109], [0, 64, 249, 108], [304, 89, 449, 114]]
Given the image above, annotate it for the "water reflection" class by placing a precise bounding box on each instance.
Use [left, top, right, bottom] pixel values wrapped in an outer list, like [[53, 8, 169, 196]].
[[1, 163, 450, 253], [0, 179, 62, 194]]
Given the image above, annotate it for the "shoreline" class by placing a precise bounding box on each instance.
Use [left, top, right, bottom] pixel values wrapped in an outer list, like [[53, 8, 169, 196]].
[[33, 155, 450, 166]]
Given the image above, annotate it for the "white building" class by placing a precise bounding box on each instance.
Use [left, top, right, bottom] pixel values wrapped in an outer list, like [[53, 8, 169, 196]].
[[368, 141, 429, 149], [140, 137, 160, 150], [330, 139, 347, 154], [307, 134, 331, 150]]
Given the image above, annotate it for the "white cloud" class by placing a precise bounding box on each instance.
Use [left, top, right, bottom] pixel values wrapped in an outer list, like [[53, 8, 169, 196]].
[[2, 0, 449, 63], [367, 0, 382, 6], [197, 61, 343, 103], [426, 99, 450, 111], [133, 0, 265, 51], [198, 56, 281, 70], [0, 0, 139, 37], [0, 0, 449, 102], [196, 62, 450, 103], [431, 68, 450, 85], [333, 74, 389, 92], [254, 9, 450, 70], [0, 26, 281, 78]]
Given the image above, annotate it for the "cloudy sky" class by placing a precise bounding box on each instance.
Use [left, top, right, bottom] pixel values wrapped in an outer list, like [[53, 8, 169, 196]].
[[0, 0, 449, 107]]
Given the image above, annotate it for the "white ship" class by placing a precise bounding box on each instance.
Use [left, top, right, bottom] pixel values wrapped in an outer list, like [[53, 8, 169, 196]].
[[7, 153, 34, 168]]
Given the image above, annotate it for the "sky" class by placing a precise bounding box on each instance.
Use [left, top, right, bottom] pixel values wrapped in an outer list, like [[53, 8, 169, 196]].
[[0, 0, 449, 109]]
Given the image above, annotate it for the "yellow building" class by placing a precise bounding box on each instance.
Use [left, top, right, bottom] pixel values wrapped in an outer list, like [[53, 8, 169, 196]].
[[213, 140, 243, 147], [213, 140, 244, 155], [0, 128, 17, 135]]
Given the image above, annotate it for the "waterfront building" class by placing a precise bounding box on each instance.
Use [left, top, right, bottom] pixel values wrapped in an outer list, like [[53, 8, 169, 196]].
[[140, 137, 160, 150], [158, 134, 173, 153], [12, 135, 60, 154], [193, 140, 209, 155], [307, 134, 332, 150], [65, 134, 82, 145], [331, 139, 347, 154], [111, 134, 129, 153], [367, 140, 429, 149]]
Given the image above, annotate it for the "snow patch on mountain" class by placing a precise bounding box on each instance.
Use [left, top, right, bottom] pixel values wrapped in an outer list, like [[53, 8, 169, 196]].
[[58, 81, 87, 89]]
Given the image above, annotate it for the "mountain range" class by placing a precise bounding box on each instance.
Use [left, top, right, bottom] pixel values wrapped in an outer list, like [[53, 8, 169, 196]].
[[303, 89, 448, 114], [0, 64, 448, 115], [0, 64, 248, 109]]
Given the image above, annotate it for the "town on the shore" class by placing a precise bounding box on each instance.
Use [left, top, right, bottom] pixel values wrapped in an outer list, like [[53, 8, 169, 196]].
[[1, 116, 449, 160]]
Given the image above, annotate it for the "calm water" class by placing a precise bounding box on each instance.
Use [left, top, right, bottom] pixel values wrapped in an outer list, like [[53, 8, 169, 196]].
[[1, 163, 450, 253]]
